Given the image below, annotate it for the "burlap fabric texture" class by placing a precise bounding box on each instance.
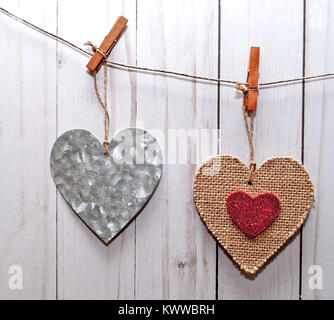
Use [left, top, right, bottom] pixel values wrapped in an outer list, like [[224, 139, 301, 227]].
[[193, 155, 313, 274]]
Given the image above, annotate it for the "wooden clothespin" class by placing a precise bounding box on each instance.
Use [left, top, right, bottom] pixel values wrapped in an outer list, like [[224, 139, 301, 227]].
[[245, 46, 260, 111], [86, 16, 128, 73]]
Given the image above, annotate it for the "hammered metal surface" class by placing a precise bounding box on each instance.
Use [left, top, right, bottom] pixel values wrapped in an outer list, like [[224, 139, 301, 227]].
[[50, 128, 163, 244]]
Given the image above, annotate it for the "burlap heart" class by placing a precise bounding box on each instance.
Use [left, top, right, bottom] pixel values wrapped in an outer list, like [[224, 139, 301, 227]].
[[193, 155, 313, 274]]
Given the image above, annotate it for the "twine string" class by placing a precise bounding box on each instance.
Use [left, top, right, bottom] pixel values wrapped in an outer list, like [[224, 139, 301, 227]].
[[1, 6, 334, 88], [84, 41, 107, 59], [93, 65, 110, 155], [86, 41, 110, 154], [243, 107, 256, 183], [237, 82, 256, 183], [86, 42, 110, 154], [91, 62, 110, 155]]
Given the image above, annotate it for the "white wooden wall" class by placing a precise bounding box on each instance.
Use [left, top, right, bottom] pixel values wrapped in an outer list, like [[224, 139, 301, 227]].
[[0, 0, 333, 300]]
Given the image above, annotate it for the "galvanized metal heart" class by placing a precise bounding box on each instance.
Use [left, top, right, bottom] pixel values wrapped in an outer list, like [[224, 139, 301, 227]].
[[50, 128, 163, 244]]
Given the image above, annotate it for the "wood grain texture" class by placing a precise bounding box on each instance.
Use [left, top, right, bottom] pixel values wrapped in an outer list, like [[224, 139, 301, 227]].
[[135, 0, 218, 299], [0, 0, 333, 300], [218, 0, 304, 299], [302, 0, 334, 299], [0, 0, 57, 299]]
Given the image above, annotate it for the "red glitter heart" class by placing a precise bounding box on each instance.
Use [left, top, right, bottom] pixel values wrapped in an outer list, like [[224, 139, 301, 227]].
[[226, 191, 280, 238]]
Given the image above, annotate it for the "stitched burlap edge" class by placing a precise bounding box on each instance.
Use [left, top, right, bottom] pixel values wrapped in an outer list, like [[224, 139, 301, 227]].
[[193, 155, 314, 274]]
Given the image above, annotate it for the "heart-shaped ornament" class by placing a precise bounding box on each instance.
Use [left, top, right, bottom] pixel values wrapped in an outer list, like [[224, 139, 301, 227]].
[[194, 155, 313, 274], [50, 128, 163, 244], [226, 191, 280, 238]]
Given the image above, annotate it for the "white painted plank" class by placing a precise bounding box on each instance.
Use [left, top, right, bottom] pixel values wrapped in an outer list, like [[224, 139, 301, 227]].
[[56, 0, 137, 299], [302, 0, 334, 299], [0, 0, 57, 299], [2, 0, 334, 300], [218, 0, 304, 299], [135, 0, 218, 299]]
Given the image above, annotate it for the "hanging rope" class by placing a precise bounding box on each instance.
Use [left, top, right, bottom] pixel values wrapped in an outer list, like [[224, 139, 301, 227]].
[[236, 82, 256, 183], [1, 6, 334, 89], [87, 39, 110, 155], [93, 63, 110, 155], [94, 66, 110, 155]]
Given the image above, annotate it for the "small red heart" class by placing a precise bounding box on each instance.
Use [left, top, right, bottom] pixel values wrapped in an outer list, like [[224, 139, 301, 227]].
[[226, 191, 280, 238]]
